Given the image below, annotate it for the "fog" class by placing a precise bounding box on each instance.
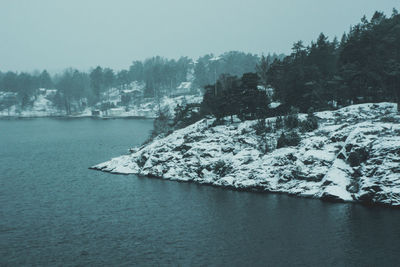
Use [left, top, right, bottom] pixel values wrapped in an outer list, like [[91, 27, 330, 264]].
[[0, 0, 398, 72]]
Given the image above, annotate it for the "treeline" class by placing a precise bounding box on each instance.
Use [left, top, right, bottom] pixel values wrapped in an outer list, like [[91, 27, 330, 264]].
[[150, 10, 400, 146], [266, 10, 400, 113], [199, 9, 400, 123], [193, 52, 283, 88], [0, 51, 284, 113]]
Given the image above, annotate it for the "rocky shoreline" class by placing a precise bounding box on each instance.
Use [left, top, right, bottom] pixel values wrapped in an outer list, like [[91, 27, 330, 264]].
[[91, 103, 400, 207]]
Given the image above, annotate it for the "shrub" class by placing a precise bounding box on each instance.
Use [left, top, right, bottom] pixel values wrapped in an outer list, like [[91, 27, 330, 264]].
[[275, 116, 284, 129], [347, 147, 369, 167], [284, 107, 300, 129], [151, 108, 173, 138], [276, 131, 301, 148], [213, 160, 232, 177], [253, 119, 266, 135], [259, 137, 274, 154], [380, 115, 400, 123], [211, 118, 225, 127], [348, 151, 361, 167], [300, 109, 319, 132], [173, 103, 202, 129]]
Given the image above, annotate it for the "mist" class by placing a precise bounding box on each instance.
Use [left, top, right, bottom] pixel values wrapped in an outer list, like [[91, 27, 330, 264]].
[[0, 0, 398, 72]]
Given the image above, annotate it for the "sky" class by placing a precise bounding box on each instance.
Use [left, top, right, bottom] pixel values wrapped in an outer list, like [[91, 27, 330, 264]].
[[0, 0, 398, 73]]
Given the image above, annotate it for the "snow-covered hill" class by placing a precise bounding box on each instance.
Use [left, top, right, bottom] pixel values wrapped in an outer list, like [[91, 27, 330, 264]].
[[91, 103, 400, 207]]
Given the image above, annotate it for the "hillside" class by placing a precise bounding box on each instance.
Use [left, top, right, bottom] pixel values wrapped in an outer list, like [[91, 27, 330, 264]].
[[0, 87, 202, 118], [91, 103, 400, 207]]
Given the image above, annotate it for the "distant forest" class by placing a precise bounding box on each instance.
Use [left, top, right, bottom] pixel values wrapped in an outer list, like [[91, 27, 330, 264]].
[[0, 51, 284, 109], [1, 10, 399, 117]]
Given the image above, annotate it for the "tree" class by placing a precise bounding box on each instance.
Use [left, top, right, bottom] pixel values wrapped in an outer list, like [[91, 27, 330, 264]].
[[201, 72, 269, 121], [256, 55, 270, 89], [2, 72, 18, 92], [103, 68, 115, 90], [39, 70, 53, 88], [90, 66, 103, 100]]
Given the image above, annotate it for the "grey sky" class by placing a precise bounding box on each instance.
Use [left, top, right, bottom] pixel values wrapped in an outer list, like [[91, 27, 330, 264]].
[[0, 0, 398, 72]]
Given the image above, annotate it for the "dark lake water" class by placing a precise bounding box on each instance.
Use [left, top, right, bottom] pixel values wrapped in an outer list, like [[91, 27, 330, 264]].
[[1, 118, 400, 266]]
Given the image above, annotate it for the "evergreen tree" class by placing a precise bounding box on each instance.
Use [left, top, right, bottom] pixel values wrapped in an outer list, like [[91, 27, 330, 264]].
[[90, 66, 103, 100], [38, 70, 53, 88]]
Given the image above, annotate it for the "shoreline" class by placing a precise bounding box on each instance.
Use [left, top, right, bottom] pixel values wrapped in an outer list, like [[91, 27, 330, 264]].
[[0, 114, 154, 120], [91, 102, 400, 208]]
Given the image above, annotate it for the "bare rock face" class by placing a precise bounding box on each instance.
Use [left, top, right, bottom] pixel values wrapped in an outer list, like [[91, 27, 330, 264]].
[[91, 103, 400, 207]]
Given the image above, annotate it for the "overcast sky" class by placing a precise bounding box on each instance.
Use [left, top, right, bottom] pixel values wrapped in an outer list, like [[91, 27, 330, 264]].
[[0, 0, 398, 72]]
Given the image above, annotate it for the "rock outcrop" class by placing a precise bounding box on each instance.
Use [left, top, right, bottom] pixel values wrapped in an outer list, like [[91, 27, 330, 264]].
[[91, 103, 400, 207]]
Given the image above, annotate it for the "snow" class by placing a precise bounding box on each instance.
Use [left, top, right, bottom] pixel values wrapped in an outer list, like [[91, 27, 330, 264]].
[[269, 102, 281, 109], [0, 93, 64, 117], [0, 90, 202, 119], [92, 102, 400, 207]]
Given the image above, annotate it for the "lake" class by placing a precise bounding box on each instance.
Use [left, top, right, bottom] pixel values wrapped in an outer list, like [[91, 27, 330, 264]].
[[1, 118, 399, 266]]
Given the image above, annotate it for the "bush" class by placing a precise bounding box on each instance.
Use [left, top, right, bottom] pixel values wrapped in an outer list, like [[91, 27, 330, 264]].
[[258, 137, 274, 154], [348, 152, 361, 167], [300, 110, 319, 132], [347, 147, 369, 167], [380, 115, 400, 123], [253, 119, 274, 135], [284, 107, 300, 129], [151, 108, 173, 138], [213, 160, 232, 177], [253, 119, 266, 135], [277, 131, 301, 148], [275, 116, 284, 129], [211, 118, 225, 127], [173, 103, 202, 129]]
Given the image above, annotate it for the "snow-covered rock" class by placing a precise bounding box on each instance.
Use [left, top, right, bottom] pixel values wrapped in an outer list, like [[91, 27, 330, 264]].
[[93, 102, 400, 207]]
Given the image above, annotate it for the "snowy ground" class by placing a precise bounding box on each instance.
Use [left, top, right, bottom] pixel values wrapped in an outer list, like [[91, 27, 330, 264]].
[[0, 94, 202, 119], [92, 102, 400, 207], [0, 94, 65, 117], [100, 95, 203, 118]]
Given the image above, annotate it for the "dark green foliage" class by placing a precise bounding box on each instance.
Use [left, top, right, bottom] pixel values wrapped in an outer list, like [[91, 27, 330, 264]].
[[348, 152, 361, 167], [284, 107, 300, 129], [347, 147, 369, 167], [253, 119, 267, 135], [89, 66, 104, 100], [151, 108, 173, 138], [201, 72, 270, 121], [57, 69, 90, 114], [38, 70, 53, 88], [211, 118, 226, 127], [275, 116, 284, 129], [253, 119, 273, 135], [267, 10, 400, 112], [173, 103, 202, 129], [277, 131, 301, 148], [213, 160, 232, 177], [300, 108, 319, 132]]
